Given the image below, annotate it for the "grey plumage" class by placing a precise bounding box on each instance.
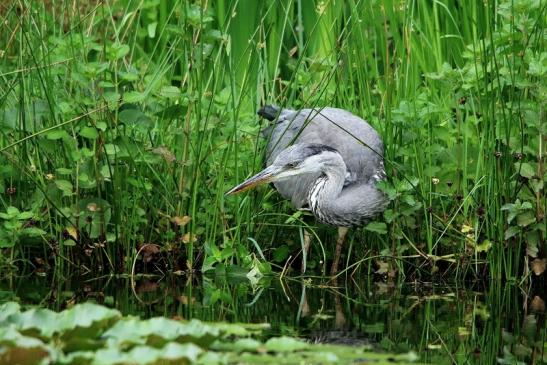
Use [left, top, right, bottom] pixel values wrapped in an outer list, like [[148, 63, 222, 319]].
[[261, 105, 387, 224], [227, 105, 388, 227]]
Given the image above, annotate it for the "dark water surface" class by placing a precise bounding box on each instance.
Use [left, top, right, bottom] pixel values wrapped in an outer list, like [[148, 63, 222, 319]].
[[1, 273, 545, 364]]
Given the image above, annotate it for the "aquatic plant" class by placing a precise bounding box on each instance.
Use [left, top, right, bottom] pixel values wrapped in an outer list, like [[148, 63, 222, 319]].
[[0, 301, 418, 364]]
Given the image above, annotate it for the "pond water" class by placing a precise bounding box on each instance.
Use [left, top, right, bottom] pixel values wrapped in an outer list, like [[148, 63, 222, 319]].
[[1, 273, 545, 364]]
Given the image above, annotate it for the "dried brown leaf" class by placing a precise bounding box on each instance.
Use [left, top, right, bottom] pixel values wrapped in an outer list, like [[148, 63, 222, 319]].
[[288, 46, 298, 57], [182, 233, 197, 244], [375, 260, 389, 274], [531, 258, 546, 275], [171, 215, 191, 226], [530, 296, 545, 313], [152, 146, 176, 163]]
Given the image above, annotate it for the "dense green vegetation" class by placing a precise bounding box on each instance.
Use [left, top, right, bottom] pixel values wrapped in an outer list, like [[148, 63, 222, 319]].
[[0, 0, 545, 280]]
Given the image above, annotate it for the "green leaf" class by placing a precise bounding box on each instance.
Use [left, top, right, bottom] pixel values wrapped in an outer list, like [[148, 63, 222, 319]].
[[63, 239, 77, 247], [220, 247, 234, 260], [475, 240, 492, 253], [517, 211, 536, 227], [79, 126, 99, 139], [265, 336, 309, 352], [0, 232, 16, 248], [504, 226, 520, 240], [118, 109, 153, 132], [147, 22, 157, 38], [272, 245, 289, 263], [16, 211, 33, 220], [516, 162, 535, 179], [526, 230, 539, 258], [56, 168, 73, 175], [90, 342, 202, 365], [530, 179, 544, 193], [46, 130, 70, 140], [365, 222, 387, 234], [521, 201, 533, 210], [55, 180, 73, 196], [96, 121, 107, 131], [159, 86, 181, 99], [7, 206, 20, 216], [123, 91, 146, 104], [103, 317, 223, 348], [4, 220, 22, 230], [108, 42, 130, 60], [100, 165, 112, 180], [3, 307, 59, 338], [21, 227, 46, 237], [0, 327, 54, 364], [213, 338, 261, 352], [527, 52, 546, 76]]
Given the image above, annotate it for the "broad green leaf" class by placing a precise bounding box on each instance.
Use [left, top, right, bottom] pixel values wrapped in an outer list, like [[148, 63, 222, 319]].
[[213, 338, 261, 352], [516, 162, 535, 179], [46, 130, 69, 140], [0, 302, 21, 321], [7, 206, 20, 216], [0, 327, 54, 364], [147, 22, 157, 38], [16, 211, 34, 220], [0, 233, 16, 248], [63, 239, 77, 247], [55, 180, 73, 196], [58, 302, 121, 340], [21, 227, 46, 237], [159, 86, 181, 99], [265, 336, 309, 352], [517, 211, 536, 227], [475, 240, 492, 253], [3, 307, 59, 338], [56, 168, 72, 175], [118, 109, 153, 132], [123, 91, 146, 103], [526, 230, 540, 258], [79, 126, 98, 139], [504, 226, 520, 240], [108, 42, 130, 60], [365, 222, 387, 234], [94, 342, 202, 365]]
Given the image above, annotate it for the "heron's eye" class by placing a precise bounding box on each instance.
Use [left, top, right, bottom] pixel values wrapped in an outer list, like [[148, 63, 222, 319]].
[[286, 162, 298, 168]]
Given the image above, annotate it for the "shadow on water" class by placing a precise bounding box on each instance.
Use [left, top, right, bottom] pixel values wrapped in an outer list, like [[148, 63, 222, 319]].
[[1, 273, 545, 364]]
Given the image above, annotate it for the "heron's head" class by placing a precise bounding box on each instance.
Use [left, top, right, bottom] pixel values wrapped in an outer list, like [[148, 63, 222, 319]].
[[226, 143, 342, 195]]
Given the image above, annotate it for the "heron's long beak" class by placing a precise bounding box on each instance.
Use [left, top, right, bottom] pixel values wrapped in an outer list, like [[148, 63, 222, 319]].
[[226, 165, 282, 195]]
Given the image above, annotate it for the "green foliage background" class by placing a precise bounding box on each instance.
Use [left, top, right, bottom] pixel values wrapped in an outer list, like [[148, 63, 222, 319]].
[[0, 0, 544, 279]]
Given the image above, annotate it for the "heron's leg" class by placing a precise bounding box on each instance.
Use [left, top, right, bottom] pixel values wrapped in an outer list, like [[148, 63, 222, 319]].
[[330, 227, 349, 276], [300, 228, 312, 274], [334, 286, 347, 329], [297, 283, 310, 320]]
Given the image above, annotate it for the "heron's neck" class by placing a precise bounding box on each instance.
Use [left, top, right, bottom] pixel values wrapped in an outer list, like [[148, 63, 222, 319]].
[[307, 160, 346, 223], [307, 160, 386, 227]]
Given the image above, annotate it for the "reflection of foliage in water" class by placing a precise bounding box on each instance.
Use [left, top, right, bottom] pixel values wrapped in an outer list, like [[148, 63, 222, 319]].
[[1, 275, 545, 363]]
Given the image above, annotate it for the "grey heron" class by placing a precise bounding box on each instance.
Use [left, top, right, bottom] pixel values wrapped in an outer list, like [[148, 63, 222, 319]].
[[227, 105, 388, 275]]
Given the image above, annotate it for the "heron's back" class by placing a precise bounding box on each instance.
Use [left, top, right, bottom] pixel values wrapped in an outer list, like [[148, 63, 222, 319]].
[[261, 106, 385, 208]]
